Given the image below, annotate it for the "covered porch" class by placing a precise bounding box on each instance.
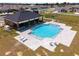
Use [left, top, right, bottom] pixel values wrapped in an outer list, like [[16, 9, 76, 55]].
[[5, 16, 43, 31]]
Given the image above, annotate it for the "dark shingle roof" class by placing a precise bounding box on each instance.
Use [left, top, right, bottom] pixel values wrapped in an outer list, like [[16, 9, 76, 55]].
[[5, 11, 40, 22]]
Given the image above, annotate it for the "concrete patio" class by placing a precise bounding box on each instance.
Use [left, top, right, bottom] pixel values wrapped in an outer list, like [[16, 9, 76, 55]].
[[14, 21, 77, 52]]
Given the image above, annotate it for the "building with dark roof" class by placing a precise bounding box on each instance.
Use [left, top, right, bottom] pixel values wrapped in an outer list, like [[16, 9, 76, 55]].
[[4, 10, 43, 30]]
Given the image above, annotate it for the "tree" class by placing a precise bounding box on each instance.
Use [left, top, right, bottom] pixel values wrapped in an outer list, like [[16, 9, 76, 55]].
[[55, 3, 59, 5]]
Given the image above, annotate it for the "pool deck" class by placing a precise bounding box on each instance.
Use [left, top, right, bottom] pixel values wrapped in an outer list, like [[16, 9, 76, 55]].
[[14, 21, 77, 52]]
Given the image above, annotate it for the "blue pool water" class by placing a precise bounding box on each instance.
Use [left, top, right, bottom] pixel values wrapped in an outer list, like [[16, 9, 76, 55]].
[[32, 24, 61, 38]]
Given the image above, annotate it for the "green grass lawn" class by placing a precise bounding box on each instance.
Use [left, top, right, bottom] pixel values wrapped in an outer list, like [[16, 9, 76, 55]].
[[42, 13, 56, 19], [53, 14, 79, 31], [61, 12, 75, 14]]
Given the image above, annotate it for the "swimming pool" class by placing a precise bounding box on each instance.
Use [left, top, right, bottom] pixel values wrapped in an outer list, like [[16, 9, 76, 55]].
[[32, 24, 62, 38]]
